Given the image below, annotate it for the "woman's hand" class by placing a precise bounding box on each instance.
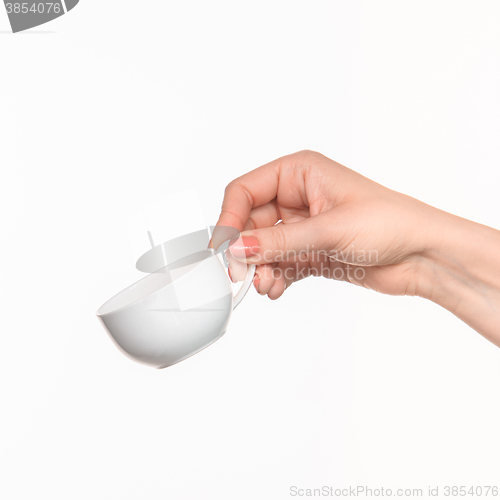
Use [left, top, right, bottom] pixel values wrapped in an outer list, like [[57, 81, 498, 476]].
[[215, 150, 500, 347], [215, 150, 433, 299]]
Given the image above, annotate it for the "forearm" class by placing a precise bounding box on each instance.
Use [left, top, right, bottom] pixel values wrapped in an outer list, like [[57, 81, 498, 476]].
[[417, 209, 500, 347]]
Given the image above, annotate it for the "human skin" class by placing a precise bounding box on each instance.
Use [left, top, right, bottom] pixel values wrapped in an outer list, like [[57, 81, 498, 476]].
[[214, 150, 500, 348]]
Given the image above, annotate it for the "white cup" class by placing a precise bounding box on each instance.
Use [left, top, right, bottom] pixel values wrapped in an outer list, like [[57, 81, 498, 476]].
[[97, 248, 255, 369]]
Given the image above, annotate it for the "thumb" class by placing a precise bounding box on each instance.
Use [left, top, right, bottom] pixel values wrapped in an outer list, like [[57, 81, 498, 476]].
[[228, 215, 332, 265]]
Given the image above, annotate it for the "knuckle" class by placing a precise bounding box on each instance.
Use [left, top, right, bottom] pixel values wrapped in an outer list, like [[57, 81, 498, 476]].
[[269, 225, 287, 258], [224, 179, 237, 195], [296, 149, 322, 161]]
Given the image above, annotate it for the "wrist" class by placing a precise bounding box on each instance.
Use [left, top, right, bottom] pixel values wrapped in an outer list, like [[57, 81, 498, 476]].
[[415, 207, 500, 346]]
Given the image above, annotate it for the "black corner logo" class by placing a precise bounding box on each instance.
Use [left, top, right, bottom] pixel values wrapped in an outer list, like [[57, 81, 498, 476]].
[[3, 1, 79, 33]]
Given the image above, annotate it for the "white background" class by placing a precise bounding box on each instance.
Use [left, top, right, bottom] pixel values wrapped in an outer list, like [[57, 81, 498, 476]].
[[1, 1, 499, 499]]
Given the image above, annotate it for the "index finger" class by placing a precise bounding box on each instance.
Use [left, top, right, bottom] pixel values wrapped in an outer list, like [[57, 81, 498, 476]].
[[215, 156, 282, 233]]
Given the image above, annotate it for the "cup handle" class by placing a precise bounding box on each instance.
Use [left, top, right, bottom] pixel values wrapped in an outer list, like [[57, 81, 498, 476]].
[[232, 264, 256, 309]]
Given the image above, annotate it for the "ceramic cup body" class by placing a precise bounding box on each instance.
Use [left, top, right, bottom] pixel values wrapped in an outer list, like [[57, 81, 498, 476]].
[[97, 250, 253, 369]]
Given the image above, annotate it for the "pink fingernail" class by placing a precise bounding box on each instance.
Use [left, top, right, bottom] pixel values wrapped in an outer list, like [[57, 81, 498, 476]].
[[253, 275, 260, 293], [228, 236, 259, 260]]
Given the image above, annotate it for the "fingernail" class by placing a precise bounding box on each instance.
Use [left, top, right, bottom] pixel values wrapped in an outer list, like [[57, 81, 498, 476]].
[[228, 267, 236, 283], [228, 236, 259, 260], [253, 275, 260, 293]]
